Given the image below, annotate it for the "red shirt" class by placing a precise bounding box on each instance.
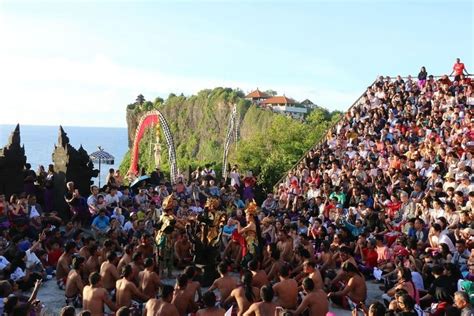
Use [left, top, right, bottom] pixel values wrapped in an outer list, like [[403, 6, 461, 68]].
[[47, 249, 62, 267], [362, 248, 378, 268], [387, 201, 401, 219], [453, 62, 465, 75]]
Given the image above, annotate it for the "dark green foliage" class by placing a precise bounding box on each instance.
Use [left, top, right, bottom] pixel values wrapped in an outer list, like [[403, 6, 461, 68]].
[[120, 88, 336, 190]]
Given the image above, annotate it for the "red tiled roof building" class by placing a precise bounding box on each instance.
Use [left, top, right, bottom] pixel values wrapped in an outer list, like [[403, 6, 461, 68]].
[[245, 89, 271, 101], [262, 96, 298, 106]]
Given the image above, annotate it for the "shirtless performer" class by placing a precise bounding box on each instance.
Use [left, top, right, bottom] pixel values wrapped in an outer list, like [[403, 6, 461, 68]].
[[135, 234, 154, 259], [289, 278, 328, 316], [79, 236, 95, 261], [116, 264, 148, 312], [302, 260, 323, 290], [243, 285, 278, 316], [99, 251, 119, 296], [248, 260, 268, 290], [273, 265, 298, 309], [276, 229, 294, 263], [223, 271, 260, 316], [183, 266, 201, 302], [208, 262, 237, 302], [172, 274, 197, 316], [117, 244, 133, 273], [174, 232, 192, 269], [144, 285, 179, 316], [130, 252, 143, 286], [84, 245, 100, 278], [138, 258, 161, 299], [196, 291, 225, 316], [265, 246, 283, 282], [223, 235, 242, 270], [65, 256, 85, 308], [99, 239, 116, 266], [82, 272, 116, 316], [57, 241, 77, 290], [327, 261, 367, 310], [327, 246, 357, 289]]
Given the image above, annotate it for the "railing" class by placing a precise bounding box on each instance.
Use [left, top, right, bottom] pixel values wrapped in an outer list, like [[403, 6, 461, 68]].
[[272, 73, 471, 192], [272, 79, 375, 192]]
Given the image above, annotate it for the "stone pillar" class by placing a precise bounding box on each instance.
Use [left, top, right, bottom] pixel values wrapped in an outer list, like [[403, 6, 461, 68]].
[[0, 124, 27, 199], [52, 126, 99, 218]]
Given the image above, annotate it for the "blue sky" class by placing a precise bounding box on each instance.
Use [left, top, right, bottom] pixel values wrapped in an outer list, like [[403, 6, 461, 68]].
[[0, 0, 472, 127]]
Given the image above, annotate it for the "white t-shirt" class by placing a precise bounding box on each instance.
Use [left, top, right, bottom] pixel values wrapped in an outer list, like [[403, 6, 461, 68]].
[[29, 205, 40, 218], [0, 256, 10, 270], [190, 206, 203, 213], [201, 169, 216, 178], [307, 189, 321, 200], [105, 194, 120, 206], [346, 150, 357, 159], [430, 208, 445, 222], [123, 221, 134, 232], [230, 172, 240, 187], [438, 233, 456, 253], [25, 249, 42, 269], [10, 267, 26, 281]]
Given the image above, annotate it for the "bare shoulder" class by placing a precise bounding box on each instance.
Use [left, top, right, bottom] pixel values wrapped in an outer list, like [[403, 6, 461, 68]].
[[99, 287, 107, 294], [97, 287, 107, 299], [304, 292, 318, 303], [165, 302, 179, 314], [146, 298, 158, 306]]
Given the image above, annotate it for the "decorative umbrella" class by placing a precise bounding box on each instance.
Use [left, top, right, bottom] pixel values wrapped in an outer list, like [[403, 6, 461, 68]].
[[130, 175, 151, 190], [89, 146, 115, 188]]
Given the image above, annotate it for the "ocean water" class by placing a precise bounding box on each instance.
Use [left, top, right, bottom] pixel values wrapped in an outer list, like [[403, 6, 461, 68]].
[[0, 124, 128, 185]]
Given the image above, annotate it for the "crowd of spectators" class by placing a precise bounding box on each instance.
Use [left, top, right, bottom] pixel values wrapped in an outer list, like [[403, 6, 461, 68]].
[[275, 58, 474, 315], [0, 59, 472, 316]]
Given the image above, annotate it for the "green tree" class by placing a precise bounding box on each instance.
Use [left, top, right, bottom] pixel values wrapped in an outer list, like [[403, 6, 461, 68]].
[[136, 94, 145, 105], [154, 97, 164, 105], [234, 115, 323, 189], [264, 89, 277, 96]]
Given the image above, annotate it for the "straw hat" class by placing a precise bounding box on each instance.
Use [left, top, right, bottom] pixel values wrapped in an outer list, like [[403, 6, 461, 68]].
[[444, 172, 455, 179]]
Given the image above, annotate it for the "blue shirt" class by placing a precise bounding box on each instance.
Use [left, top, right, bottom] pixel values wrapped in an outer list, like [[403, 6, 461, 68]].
[[209, 186, 220, 197], [342, 220, 364, 237], [92, 215, 110, 231], [234, 199, 245, 209], [223, 224, 236, 235]]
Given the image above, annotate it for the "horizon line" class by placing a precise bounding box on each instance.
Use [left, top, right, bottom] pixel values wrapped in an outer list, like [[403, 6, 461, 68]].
[[0, 123, 127, 129]]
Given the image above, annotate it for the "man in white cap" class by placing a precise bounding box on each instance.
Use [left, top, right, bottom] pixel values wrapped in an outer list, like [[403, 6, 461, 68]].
[[456, 173, 474, 196], [443, 172, 457, 191], [345, 143, 357, 159]]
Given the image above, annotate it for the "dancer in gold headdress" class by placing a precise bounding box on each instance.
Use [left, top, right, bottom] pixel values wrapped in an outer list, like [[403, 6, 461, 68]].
[[155, 194, 176, 278], [199, 197, 226, 243], [230, 200, 260, 265]]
